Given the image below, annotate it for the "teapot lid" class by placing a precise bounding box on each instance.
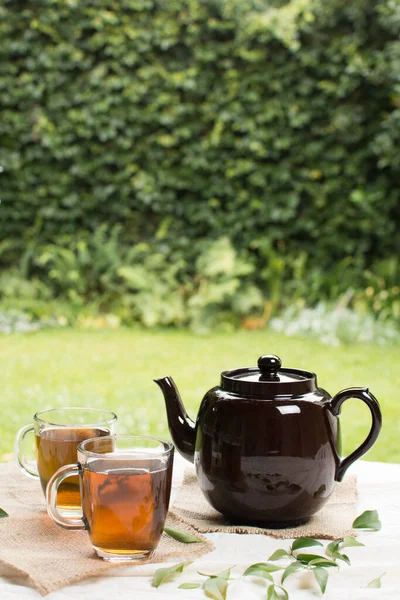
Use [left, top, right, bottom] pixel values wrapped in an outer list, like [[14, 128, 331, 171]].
[[221, 355, 317, 396]]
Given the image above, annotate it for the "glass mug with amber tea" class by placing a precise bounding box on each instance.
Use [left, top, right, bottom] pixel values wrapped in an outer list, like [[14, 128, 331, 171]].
[[15, 408, 117, 513], [46, 436, 174, 561]]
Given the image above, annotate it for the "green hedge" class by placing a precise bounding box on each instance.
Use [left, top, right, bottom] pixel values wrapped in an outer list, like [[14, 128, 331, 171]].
[[0, 0, 399, 326]]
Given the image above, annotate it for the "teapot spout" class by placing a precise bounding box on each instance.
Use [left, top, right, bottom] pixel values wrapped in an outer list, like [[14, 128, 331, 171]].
[[154, 376, 196, 463]]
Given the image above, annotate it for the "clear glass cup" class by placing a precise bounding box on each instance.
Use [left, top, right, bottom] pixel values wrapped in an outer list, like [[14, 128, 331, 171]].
[[46, 435, 174, 561], [15, 407, 117, 513]]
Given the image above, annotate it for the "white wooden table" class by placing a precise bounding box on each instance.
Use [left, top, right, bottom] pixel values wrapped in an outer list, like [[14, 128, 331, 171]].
[[0, 457, 399, 599]]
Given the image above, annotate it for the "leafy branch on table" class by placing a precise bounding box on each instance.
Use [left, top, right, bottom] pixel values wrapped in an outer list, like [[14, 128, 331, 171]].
[[153, 510, 383, 598]]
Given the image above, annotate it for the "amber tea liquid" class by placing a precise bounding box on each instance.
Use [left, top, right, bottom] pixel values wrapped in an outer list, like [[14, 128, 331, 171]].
[[35, 427, 110, 510], [81, 458, 172, 556]]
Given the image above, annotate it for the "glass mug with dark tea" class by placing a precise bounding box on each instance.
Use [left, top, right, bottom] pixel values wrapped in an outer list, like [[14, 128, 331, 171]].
[[46, 435, 174, 561], [15, 407, 117, 513]]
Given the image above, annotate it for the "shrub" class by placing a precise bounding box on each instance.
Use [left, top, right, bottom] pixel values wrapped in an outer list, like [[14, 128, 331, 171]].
[[0, 0, 399, 329]]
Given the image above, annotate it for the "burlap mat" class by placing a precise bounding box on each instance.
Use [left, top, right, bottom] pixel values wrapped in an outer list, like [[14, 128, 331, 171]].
[[0, 463, 214, 596], [172, 467, 358, 540]]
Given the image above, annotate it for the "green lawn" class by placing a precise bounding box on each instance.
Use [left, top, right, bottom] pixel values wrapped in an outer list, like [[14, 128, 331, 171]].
[[1, 328, 398, 463]]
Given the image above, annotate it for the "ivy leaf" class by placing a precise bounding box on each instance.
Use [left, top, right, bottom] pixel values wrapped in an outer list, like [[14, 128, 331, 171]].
[[281, 561, 303, 582], [352, 510, 381, 531], [179, 583, 201, 589], [0, 508, 8, 518], [365, 573, 385, 588], [341, 535, 364, 548], [291, 537, 323, 552], [203, 577, 228, 600], [313, 567, 329, 594], [268, 549, 289, 561], [163, 526, 204, 543], [152, 562, 191, 587]]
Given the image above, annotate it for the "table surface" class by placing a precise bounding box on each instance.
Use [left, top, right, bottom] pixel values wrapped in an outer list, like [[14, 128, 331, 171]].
[[0, 456, 399, 599]]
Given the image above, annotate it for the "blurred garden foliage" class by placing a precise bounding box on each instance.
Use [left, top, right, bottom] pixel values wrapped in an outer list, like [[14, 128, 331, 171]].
[[0, 0, 399, 338]]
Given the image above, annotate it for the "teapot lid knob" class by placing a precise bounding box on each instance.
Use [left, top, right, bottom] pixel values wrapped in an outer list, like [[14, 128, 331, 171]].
[[258, 355, 282, 380]]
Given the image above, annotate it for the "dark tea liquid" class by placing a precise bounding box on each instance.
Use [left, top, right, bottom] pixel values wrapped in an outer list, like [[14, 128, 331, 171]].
[[35, 427, 110, 509], [81, 459, 172, 556]]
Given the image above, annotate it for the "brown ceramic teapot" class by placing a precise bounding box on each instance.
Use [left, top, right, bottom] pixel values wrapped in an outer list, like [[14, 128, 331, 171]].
[[154, 355, 382, 526]]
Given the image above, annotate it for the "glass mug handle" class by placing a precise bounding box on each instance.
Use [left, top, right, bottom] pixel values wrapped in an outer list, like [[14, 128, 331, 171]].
[[46, 464, 85, 530], [15, 424, 39, 478]]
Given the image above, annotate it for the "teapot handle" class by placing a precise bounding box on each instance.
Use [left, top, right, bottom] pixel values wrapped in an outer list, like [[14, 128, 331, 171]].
[[329, 387, 382, 482]]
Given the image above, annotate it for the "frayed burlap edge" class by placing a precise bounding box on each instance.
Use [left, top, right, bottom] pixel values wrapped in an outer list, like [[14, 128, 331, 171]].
[[0, 463, 214, 596], [172, 468, 358, 541]]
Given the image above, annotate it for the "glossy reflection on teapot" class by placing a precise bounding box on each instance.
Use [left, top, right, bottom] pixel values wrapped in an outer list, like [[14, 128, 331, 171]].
[[155, 355, 382, 526]]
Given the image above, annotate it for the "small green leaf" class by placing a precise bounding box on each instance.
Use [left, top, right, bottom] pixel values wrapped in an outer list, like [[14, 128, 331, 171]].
[[179, 583, 201, 589], [268, 549, 289, 561], [243, 564, 274, 581], [164, 526, 204, 543], [295, 553, 327, 564], [313, 567, 329, 594], [341, 535, 365, 548], [275, 585, 289, 599], [307, 558, 339, 568], [214, 568, 232, 581], [246, 570, 273, 582], [352, 510, 381, 531], [0, 508, 8, 518], [243, 562, 281, 575], [365, 573, 385, 588], [198, 567, 234, 580], [267, 584, 288, 600], [291, 537, 323, 552], [267, 585, 280, 600], [281, 561, 303, 582], [152, 562, 191, 587], [326, 541, 340, 556], [331, 552, 350, 566], [366, 578, 381, 589], [203, 577, 228, 600], [327, 540, 352, 564]]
